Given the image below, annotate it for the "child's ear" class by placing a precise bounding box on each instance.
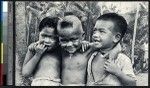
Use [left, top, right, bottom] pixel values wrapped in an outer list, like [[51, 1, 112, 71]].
[[113, 33, 121, 43]]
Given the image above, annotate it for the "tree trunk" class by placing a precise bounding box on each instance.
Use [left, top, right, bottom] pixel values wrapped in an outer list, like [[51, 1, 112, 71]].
[[15, 2, 28, 86], [131, 3, 139, 65]]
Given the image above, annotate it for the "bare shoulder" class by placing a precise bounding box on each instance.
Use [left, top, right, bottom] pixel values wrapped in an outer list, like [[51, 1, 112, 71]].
[[83, 47, 93, 58]]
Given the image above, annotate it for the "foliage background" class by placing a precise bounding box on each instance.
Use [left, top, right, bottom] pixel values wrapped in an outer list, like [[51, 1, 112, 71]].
[[14, 1, 148, 86]]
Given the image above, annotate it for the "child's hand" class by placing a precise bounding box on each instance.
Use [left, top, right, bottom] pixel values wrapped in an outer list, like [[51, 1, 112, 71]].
[[81, 40, 90, 52], [28, 42, 38, 51], [104, 59, 121, 75], [35, 41, 47, 55]]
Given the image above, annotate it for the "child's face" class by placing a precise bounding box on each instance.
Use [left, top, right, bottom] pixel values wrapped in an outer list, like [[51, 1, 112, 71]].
[[39, 27, 57, 51], [92, 20, 116, 50], [58, 27, 83, 54]]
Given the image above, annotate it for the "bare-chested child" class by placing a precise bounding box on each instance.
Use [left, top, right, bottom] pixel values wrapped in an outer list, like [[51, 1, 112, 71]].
[[22, 17, 61, 86], [86, 13, 136, 86], [57, 15, 91, 86]]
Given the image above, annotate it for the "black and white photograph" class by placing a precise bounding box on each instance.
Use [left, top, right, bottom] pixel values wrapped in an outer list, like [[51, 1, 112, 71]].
[[4, 1, 149, 86]]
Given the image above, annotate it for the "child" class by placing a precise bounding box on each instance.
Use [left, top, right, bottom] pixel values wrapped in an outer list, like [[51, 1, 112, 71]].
[[57, 15, 91, 86], [86, 13, 136, 86], [22, 17, 61, 86]]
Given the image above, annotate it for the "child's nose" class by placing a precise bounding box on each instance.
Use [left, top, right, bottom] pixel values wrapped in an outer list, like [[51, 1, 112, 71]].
[[66, 41, 73, 47], [92, 32, 100, 39], [44, 37, 51, 42]]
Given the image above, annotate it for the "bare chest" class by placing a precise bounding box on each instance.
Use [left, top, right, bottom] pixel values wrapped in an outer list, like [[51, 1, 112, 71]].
[[63, 54, 88, 70], [92, 55, 107, 80], [34, 54, 60, 77], [35, 54, 60, 74]]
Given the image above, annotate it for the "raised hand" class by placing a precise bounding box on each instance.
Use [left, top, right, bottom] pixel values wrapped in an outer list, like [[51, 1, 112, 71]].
[[28, 42, 38, 52], [104, 59, 121, 75], [34, 41, 47, 55], [81, 40, 91, 52]]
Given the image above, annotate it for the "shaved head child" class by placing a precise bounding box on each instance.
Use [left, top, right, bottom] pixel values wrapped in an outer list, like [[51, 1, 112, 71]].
[[57, 15, 91, 86]]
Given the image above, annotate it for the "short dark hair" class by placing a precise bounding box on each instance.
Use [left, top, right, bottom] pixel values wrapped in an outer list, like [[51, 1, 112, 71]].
[[64, 12, 74, 16], [39, 17, 59, 34], [97, 13, 127, 39], [60, 20, 73, 29]]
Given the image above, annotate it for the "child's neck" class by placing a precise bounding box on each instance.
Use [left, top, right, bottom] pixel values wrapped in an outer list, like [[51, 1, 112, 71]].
[[100, 46, 114, 55], [100, 43, 119, 55]]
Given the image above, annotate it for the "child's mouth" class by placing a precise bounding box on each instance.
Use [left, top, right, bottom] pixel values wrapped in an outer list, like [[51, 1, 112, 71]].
[[44, 43, 52, 46], [44, 43, 53, 49], [65, 47, 76, 53], [91, 41, 102, 49], [93, 40, 101, 44], [93, 39, 100, 42]]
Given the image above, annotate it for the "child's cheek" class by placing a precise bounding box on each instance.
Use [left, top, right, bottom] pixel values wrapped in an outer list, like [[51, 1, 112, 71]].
[[60, 43, 67, 48], [73, 42, 81, 48], [73, 42, 78, 46]]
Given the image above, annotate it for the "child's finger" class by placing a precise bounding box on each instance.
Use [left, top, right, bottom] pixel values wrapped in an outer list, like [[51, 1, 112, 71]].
[[85, 44, 87, 50], [89, 42, 93, 47], [106, 60, 111, 63], [104, 65, 108, 70], [38, 43, 43, 48], [109, 57, 114, 62], [43, 47, 48, 51], [41, 44, 45, 49], [108, 58, 115, 63], [36, 41, 40, 44], [39, 40, 44, 44], [34, 43, 38, 48], [105, 62, 109, 65], [105, 62, 109, 66], [82, 45, 84, 52], [36, 44, 40, 49]]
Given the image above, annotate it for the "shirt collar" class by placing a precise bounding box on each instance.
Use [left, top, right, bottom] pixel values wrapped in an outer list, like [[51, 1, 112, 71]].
[[100, 43, 122, 60]]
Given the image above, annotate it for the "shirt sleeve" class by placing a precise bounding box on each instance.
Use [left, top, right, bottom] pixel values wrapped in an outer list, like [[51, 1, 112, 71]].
[[118, 54, 136, 80]]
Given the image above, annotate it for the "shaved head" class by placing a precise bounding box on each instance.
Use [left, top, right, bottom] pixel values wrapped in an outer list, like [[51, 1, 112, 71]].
[[57, 15, 84, 37]]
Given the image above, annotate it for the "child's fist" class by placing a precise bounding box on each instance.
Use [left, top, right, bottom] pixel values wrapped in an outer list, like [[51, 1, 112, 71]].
[[35, 43, 47, 55], [104, 59, 121, 75], [81, 40, 90, 52], [28, 42, 38, 51]]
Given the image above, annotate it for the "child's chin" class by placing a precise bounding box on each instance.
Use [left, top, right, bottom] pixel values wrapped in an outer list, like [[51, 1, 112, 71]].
[[92, 45, 103, 51], [92, 42, 102, 50], [92, 46, 101, 51], [66, 49, 76, 54]]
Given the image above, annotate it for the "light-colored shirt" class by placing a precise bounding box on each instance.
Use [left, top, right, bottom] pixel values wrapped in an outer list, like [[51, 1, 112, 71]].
[[87, 43, 136, 86]]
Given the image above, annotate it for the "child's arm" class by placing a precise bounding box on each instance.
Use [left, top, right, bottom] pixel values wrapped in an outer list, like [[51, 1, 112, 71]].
[[81, 40, 103, 53], [113, 68, 136, 86], [104, 59, 136, 86], [22, 42, 47, 77]]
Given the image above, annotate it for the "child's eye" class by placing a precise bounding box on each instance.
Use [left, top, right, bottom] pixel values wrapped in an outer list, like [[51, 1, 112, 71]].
[[99, 30, 105, 33], [70, 38, 79, 42], [43, 35, 57, 39], [70, 38, 77, 41], [100, 31, 104, 32], [41, 34, 47, 37], [93, 30, 99, 34], [93, 28, 97, 31], [60, 39, 68, 43]]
